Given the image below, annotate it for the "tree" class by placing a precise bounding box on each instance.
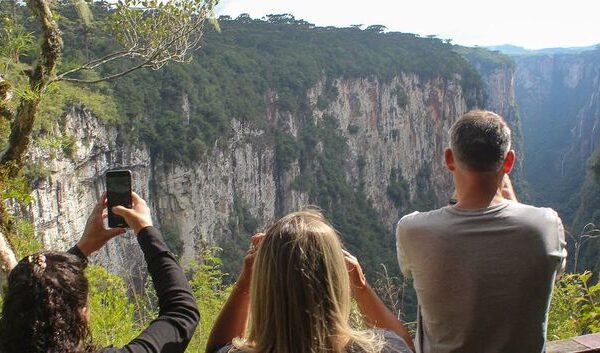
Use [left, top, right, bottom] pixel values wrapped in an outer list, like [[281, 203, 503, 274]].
[[365, 25, 387, 33], [0, 0, 218, 275]]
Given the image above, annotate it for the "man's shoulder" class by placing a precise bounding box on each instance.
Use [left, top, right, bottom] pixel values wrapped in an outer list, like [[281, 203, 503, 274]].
[[397, 207, 447, 230], [506, 201, 560, 221]]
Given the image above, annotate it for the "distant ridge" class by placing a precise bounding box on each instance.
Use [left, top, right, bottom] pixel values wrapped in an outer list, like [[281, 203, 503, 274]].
[[485, 44, 599, 56]]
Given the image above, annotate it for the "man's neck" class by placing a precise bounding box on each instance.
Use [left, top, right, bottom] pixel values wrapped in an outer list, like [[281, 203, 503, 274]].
[[454, 173, 506, 210]]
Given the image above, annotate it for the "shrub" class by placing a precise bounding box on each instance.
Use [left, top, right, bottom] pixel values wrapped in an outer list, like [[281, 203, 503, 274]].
[[87, 265, 137, 347], [548, 271, 600, 340]]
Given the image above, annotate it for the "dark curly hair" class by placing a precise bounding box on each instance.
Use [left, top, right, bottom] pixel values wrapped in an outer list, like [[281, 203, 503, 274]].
[[0, 251, 97, 353]]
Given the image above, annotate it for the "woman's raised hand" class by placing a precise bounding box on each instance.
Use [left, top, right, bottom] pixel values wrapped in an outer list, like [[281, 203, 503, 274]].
[[237, 233, 265, 290], [112, 192, 153, 235], [343, 250, 368, 295], [77, 192, 127, 256]]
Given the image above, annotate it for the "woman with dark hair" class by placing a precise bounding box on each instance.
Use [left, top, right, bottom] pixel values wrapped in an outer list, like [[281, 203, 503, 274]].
[[206, 210, 415, 353], [0, 192, 199, 353]]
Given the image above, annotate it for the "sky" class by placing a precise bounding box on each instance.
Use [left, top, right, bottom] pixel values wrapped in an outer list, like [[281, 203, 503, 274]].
[[215, 0, 600, 50]]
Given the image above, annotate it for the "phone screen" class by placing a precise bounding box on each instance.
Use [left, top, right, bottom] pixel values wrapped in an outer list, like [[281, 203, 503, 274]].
[[106, 170, 132, 228]]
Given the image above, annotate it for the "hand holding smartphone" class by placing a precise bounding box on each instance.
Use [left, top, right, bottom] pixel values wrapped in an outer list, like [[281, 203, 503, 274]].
[[106, 170, 132, 228]]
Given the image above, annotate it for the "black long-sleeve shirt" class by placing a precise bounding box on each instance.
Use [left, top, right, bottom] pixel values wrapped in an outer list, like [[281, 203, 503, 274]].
[[69, 226, 200, 353]]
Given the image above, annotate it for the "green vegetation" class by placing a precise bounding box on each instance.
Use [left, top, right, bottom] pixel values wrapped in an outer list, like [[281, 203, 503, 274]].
[[87, 265, 137, 347], [548, 271, 600, 340], [188, 249, 233, 349], [222, 195, 259, 281], [413, 163, 437, 211], [387, 168, 409, 209], [455, 46, 514, 74], [121, 14, 484, 162], [17, 5, 486, 163], [10, 219, 43, 259]]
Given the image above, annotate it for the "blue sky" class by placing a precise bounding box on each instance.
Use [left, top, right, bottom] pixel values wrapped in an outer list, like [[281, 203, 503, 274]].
[[216, 0, 600, 49]]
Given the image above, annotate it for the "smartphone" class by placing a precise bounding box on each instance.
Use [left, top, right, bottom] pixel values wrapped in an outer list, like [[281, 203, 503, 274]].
[[106, 169, 132, 228]]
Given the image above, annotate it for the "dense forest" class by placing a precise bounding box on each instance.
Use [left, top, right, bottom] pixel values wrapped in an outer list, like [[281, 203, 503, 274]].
[[52, 7, 486, 163]]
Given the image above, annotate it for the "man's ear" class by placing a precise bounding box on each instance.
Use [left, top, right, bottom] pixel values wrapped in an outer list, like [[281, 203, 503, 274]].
[[444, 148, 455, 171], [502, 150, 516, 174]]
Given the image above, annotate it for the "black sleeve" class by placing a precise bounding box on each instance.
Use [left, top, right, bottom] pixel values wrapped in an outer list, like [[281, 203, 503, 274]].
[[98, 226, 200, 353], [67, 244, 88, 264]]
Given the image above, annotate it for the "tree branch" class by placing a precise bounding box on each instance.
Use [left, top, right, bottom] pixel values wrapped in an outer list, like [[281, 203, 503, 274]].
[[54, 49, 134, 81], [0, 0, 62, 171], [58, 59, 155, 83]]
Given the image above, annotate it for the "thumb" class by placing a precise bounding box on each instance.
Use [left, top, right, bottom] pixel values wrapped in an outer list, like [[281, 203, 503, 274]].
[[112, 206, 134, 218]]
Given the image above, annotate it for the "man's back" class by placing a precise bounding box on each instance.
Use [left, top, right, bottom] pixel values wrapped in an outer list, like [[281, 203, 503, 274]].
[[396, 201, 566, 353]]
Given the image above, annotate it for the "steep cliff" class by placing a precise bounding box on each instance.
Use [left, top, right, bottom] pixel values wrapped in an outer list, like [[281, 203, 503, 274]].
[[15, 15, 513, 282], [458, 48, 527, 191], [26, 106, 152, 278], [25, 72, 480, 279], [514, 49, 600, 222]]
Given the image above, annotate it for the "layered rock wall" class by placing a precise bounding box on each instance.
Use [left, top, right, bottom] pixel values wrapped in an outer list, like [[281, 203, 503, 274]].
[[24, 71, 515, 273]]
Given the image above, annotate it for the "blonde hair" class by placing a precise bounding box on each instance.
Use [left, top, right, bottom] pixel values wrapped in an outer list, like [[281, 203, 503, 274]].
[[233, 210, 385, 353]]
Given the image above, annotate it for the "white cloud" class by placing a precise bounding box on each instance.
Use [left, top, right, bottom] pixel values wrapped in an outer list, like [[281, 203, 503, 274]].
[[215, 0, 600, 49]]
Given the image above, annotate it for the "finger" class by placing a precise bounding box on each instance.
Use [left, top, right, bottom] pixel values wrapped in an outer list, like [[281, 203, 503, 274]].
[[94, 193, 106, 212], [107, 228, 126, 238], [112, 205, 135, 218], [251, 233, 265, 246], [102, 212, 108, 219], [131, 192, 147, 206], [342, 249, 357, 262]]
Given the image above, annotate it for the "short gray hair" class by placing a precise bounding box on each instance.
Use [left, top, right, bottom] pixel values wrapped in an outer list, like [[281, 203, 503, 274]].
[[449, 110, 511, 172]]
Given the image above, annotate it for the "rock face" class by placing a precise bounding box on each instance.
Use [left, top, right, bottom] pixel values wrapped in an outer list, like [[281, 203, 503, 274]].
[[464, 54, 526, 189], [24, 71, 516, 273], [514, 51, 600, 221], [26, 106, 152, 275]]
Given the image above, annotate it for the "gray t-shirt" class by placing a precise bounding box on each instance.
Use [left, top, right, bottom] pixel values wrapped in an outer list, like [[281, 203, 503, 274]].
[[396, 201, 566, 353], [215, 329, 412, 353]]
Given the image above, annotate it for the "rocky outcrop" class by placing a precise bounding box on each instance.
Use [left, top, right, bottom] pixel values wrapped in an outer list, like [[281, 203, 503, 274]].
[[24, 70, 507, 273], [462, 51, 526, 189], [314, 74, 466, 225], [26, 106, 152, 276]]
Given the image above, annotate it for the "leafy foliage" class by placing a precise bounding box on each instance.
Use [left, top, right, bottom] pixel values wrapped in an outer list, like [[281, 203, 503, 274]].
[[187, 248, 233, 350], [387, 168, 409, 209], [549, 271, 600, 340], [27, 6, 486, 163], [10, 219, 43, 259], [0, 18, 34, 64], [87, 265, 137, 347]]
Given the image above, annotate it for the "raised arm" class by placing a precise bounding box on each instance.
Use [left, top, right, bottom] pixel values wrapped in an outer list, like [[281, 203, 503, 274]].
[[71, 193, 200, 353], [205, 234, 264, 353], [344, 251, 415, 352]]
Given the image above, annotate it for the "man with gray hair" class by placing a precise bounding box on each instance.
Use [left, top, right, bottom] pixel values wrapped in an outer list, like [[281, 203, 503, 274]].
[[396, 110, 566, 353]]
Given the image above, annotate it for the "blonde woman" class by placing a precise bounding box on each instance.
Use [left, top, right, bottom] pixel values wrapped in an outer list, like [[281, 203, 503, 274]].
[[206, 210, 414, 353]]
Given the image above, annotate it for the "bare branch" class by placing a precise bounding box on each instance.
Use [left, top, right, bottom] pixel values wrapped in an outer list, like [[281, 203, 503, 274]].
[[54, 0, 216, 84], [54, 49, 135, 81], [58, 59, 154, 84]]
